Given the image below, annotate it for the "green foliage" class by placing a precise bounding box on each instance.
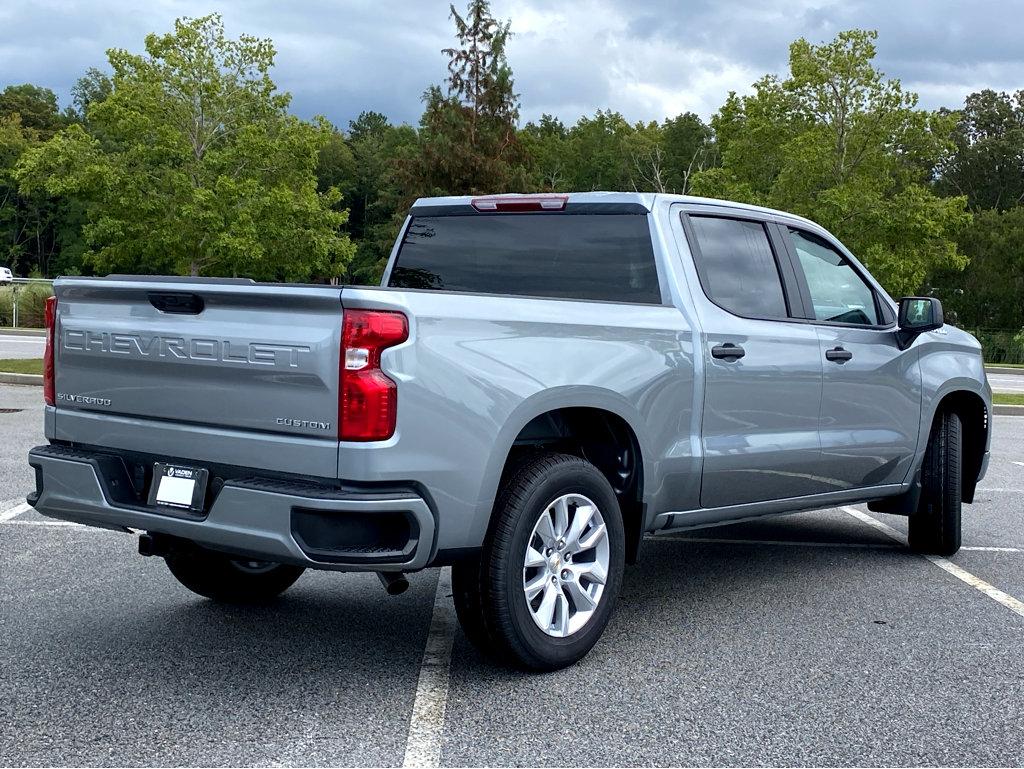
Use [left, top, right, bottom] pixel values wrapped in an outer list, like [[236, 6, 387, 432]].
[[937, 89, 1024, 211], [518, 114, 570, 190], [660, 112, 716, 193], [343, 113, 418, 283], [927, 207, 1024, 330], [0, 282, 53, 328], [0, 84, 67, 138], [16, 14, 353, 281], [317, 129, 357, 202], [522, 109, 714, 193], [564, 110, 634, 190], [0, 112, 75, 276], [69, 68, 113, 126], [407, 1, 526, 198], [693, 29, 971, 297], [973, 330, 1024, 366]]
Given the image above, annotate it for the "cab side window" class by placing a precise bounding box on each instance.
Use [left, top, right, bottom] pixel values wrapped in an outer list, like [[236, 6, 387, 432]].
[[688, 215, 789, 319], [788, 228, 880, 326]]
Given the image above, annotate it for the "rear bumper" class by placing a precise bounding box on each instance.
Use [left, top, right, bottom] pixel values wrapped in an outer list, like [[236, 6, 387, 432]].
[[27, 445, 435, 572]]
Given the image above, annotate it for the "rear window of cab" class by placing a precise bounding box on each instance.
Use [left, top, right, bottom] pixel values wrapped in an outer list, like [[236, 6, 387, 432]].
[[388, 214, 662, 304]]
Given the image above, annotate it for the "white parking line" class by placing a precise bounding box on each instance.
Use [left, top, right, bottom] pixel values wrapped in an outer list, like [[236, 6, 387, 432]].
[[842, 506, 1024, 621], [1012, 461, 1024, 468], [646, 534, 1023, 554], [0, 502, 30, 522], [647, 535, 900, 549], [402, 567, 457, 769]]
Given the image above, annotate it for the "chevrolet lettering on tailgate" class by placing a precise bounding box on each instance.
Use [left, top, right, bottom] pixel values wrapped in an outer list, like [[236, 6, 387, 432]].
[[62, 329, 311, 368]]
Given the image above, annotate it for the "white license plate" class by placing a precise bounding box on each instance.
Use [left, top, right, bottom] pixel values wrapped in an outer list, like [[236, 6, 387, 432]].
[[149, 464, 208, 510], [156, 474, 196, 506]]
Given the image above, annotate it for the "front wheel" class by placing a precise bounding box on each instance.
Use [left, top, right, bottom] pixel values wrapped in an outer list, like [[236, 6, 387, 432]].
[[453, 453, 625, 671], [164, 544, 305, 603], [908, 410, 962, 556]]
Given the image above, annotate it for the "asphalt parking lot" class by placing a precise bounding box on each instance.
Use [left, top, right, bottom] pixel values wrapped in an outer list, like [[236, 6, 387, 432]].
[[2, 382, 1023, 767]]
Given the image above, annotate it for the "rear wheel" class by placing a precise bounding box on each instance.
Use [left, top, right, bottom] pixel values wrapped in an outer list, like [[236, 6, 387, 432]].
[[164, 545, 305, 603], [908, 410, 962, 556], [453, 453, 625, 671]]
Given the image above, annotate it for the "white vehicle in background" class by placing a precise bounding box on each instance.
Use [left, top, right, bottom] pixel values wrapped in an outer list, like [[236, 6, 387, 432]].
[[0, 266, 12, 285]]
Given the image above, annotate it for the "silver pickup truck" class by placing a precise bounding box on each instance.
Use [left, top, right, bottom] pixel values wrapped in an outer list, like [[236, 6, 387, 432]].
[[28, 192, 992, 670]]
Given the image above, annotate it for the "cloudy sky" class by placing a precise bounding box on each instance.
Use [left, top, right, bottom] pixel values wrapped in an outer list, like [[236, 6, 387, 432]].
[[2, 0, 1022, 129]]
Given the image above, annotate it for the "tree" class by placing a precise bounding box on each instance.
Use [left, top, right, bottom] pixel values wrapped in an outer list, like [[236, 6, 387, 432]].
[[0, 85, 66, 138], [625, 121, 669, 192], [407, 0, 525, 198], [519, 114, 569, 190], [16, 14, 353, 281], [0, 86, 70, 277], [927, 207, 1024, 330], [692, 30, 970, 297], [564, 110, 634, 191], [937, 89, 1024, 211], [1, 114, 38, 269], [316, 127, 357, 202], [345, 112, 418, 283], [69, 68, 113, 125], [0, 113, 76, 277], [660, 112, 716, 193]]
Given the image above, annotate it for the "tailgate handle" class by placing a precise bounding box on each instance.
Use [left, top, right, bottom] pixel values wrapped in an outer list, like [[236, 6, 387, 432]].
[[148, 292, 205, 314]]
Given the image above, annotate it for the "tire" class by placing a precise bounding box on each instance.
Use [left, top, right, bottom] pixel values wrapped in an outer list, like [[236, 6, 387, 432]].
[[908, 410, 962, 556], [454, 452, 625, 671], [451, 556, 492, 656], [164, 545, 305, 603]]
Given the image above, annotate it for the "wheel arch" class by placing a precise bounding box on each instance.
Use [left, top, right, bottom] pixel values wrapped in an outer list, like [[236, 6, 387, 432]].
[[479, 388, 651, 564], [932, 388, 989, 503]]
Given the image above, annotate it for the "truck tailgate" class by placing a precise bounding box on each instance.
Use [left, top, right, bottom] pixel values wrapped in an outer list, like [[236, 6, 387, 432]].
[[51, 278, 343, 472]]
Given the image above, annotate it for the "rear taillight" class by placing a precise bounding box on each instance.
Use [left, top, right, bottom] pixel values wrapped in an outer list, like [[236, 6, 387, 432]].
[[339, 310, 408, 441], [43, 295, 57, 406]]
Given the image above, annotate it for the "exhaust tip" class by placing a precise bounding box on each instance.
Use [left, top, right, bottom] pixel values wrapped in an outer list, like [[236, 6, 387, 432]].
[[377, 571, 409, 596]]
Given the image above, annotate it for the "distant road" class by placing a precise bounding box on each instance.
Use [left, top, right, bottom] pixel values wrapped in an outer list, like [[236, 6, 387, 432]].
[[0, 334, 45, 360], [988, 373, 1024, 394]]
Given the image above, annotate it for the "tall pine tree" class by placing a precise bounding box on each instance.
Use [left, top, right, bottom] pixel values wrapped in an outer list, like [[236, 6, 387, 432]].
[[407, 0, 525, 198]]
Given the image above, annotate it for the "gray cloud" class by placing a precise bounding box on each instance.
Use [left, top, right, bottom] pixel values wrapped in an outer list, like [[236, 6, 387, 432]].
[[0, 0, 1021, 131]]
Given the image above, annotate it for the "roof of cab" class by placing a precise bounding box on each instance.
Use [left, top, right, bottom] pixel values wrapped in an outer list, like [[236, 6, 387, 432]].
[[409, 191, 819, 229]]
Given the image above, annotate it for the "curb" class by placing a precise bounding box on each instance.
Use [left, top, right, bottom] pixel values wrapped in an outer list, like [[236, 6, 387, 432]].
[[986, 366, 1024, 376], [0, 373, 42, 386], [993, 404, 1024, 417], [0, 328, 45, 337]]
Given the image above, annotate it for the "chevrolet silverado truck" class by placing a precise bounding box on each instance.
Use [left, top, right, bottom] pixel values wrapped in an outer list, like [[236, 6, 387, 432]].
[[27, 192, 992, 670]]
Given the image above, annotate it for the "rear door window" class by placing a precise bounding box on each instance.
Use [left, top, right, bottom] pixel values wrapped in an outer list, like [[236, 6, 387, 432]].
[[687, 215, 789, 319], [787, 228, 880, 326], [388, 214, 661, 304]]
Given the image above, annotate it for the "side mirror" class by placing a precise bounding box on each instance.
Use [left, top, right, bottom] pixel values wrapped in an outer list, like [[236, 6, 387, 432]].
[[896, 296, 943, 349]]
